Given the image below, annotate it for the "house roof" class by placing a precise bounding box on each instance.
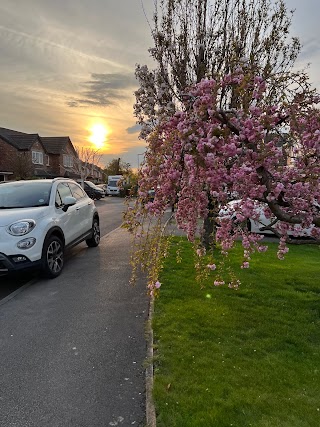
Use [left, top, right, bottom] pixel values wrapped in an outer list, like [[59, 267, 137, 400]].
[[0, 126, 78, 158], [0, 127, 77, 156], [41, 136, 76, 155], [0, 127, 25, 137], [9, 134, 40, 150], [0, 127, 41, 150]]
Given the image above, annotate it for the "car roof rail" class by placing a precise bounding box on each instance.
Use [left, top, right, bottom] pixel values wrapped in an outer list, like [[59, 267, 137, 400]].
[[52, 177, 75, 182]]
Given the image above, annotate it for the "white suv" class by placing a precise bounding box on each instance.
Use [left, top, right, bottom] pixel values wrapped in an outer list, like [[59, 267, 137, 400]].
[[0, 178, 100, 278]]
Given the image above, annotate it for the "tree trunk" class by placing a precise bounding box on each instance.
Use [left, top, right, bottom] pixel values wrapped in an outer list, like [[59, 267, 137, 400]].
[[201, 195, 219, 250]]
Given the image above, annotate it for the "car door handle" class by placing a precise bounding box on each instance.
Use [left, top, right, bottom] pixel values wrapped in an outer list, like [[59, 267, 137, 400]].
[[76, 207, 81, 210]]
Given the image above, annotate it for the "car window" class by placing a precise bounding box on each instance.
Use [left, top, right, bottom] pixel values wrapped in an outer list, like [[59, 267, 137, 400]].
[[69, 183, 87, 200], [0, 182, 52, 208], [55, 183, 73, 209]]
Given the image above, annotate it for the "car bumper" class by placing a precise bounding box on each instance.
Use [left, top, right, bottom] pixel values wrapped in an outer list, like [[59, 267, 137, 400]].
[[0, 252, 41, 276]]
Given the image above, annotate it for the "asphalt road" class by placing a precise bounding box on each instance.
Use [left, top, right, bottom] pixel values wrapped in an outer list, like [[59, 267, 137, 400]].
[[0, 198, 148, 427], [0, 196, 126, 299]]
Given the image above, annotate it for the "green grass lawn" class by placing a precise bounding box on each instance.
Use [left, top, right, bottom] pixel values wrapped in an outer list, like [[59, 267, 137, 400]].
[[153, 238, 320, 427]]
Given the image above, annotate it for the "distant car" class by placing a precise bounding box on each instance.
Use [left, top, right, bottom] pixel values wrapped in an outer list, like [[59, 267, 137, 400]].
[[0, 178, 100, 278], [96, 183, 107, 196], [83, 181, 105, 200]]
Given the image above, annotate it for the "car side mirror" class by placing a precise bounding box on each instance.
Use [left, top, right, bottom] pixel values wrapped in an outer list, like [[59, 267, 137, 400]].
[[62, 196, 77, 212]]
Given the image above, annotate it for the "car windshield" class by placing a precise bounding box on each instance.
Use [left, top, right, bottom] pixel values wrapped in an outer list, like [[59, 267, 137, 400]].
[[0, 182, 52, 208], [108, 180, 118, 187]]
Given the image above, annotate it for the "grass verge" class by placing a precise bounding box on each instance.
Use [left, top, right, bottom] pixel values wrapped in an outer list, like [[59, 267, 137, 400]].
[[153, 238, 320, 427]]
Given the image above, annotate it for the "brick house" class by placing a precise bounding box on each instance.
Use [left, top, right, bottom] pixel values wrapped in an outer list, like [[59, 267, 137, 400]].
[[85, 162, 104, 183], [41, 136, 79, 179], [0, 126, 104, 183], [0, 127, 51, 181]]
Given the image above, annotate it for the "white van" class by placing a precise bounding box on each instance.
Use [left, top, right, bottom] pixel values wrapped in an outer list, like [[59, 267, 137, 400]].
[[107, 175, 122, 196]]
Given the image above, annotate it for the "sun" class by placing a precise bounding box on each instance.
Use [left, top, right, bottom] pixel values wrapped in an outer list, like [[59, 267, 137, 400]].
[[89, 123, 109, 148]]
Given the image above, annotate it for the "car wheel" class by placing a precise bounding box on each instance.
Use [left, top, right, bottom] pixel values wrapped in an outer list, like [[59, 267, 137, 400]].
[[86, 218, 100, 247], [42, 235, 64, 278]]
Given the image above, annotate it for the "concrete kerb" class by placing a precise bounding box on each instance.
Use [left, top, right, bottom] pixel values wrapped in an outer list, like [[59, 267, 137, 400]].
[[146, 296, 157, 427]]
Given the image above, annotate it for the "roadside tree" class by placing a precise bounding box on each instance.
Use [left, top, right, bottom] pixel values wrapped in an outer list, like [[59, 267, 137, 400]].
[[104, 158, 131, 177], [124, 0, 320, 293], [134, 0, 306, 248], [125, 71, 320, 293], [10, 151, 34, 180]]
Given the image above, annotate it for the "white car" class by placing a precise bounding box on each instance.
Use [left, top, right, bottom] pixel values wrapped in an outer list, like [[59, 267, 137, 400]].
[[220, 199, 314, 237], [0, 178, 100, 278]]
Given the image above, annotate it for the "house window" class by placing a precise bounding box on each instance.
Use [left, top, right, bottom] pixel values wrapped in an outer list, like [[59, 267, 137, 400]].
[[63, 154, 73, 168], [32, 151, 44, 165], [46, 155, 50, 166]]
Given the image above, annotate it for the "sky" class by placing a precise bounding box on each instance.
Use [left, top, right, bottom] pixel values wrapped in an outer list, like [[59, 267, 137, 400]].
[[0, 0, 319, 170]]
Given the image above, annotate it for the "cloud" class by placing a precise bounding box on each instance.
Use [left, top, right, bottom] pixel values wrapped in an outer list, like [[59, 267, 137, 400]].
[[67, 72, 137, 107], [126, 124, 141, 134], [297, 37, 320, 63]]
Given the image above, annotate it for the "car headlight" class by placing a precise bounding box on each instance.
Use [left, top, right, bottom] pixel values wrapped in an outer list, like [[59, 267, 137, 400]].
[[7, 220, 36, 236]]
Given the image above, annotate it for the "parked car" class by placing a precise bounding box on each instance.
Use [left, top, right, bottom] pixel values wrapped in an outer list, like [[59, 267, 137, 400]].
[[219, 199, 315, 237], [83, 181, 105, 200], [0, 178, 100, 278], [96, 183, 107, 196]]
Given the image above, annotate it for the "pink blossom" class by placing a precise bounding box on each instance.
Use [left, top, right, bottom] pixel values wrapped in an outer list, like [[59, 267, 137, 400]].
[[214, 280, 225, 286], [241, 262, 250, 269]]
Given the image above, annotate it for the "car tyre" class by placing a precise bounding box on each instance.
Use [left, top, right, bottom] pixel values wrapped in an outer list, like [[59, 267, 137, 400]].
[[86, 218, 100, 247], [42, 235, 64, 278]]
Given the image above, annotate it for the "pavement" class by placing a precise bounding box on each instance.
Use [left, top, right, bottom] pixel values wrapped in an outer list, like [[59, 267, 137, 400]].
[[0, 227, 151, 427]]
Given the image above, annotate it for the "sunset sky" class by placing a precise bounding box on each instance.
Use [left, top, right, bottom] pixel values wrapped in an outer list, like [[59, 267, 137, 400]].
[[0, 0, 319, 169]]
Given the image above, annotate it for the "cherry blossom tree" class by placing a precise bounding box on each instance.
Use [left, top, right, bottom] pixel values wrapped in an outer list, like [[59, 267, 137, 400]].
[[135, 0, 305, 247], [127, 1, 319, 293], [125, 70, 320, 293]]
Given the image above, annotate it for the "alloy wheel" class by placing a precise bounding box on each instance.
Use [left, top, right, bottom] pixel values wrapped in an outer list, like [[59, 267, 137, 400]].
[[46, 240, 64, 274]]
